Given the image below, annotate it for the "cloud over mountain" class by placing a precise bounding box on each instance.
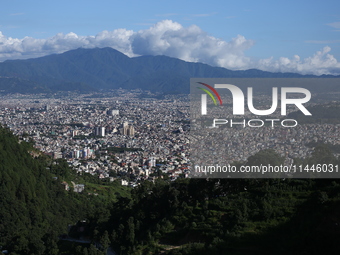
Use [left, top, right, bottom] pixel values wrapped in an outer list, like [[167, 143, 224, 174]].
[[0, 20, 339, 75], [130, 20, 254, 70], [257, 46, 340, 75]]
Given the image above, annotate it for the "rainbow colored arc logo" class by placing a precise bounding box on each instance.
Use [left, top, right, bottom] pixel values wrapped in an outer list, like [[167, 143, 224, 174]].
[[196, 82, 223, 106]]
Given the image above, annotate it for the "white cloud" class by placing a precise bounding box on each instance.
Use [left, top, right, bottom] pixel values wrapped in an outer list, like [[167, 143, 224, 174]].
[[257, 46, 340, 75], [0, 29, 135, 60], [0, 20, 339, 75], [327, 21, 340, 29], [132, 20, 253, 69]]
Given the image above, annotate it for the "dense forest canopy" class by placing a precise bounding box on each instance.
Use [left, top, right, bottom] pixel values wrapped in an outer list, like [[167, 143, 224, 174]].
[[1, 125, 340, 254]]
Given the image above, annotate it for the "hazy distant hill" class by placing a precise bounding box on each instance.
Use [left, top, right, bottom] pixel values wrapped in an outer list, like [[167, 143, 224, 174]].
[[0, 47, 338, 94]]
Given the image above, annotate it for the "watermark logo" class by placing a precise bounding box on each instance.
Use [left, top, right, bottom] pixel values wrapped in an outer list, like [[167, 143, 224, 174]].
[[199, 82, 312, 116], [196, 82, 223, 115], [190, 78, 339, 179]]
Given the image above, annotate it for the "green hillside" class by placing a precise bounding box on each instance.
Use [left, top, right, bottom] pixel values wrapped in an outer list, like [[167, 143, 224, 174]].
[[73, 147, 340, 255], [1, 124, 340, 254], [0, 126, 128, 254]]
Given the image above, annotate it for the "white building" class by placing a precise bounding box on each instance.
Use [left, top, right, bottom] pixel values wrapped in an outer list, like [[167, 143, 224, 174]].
[[95, 126, 105, 137]]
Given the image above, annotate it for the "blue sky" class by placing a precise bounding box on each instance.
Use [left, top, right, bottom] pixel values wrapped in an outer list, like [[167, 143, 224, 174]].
[[1, 0, 340, 74]]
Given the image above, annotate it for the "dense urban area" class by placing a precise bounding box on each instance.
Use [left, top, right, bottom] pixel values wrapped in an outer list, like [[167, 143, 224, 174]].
[[0, 89, 339, 184], [0, 90, 191, 189], [1, 89, 340, 255]]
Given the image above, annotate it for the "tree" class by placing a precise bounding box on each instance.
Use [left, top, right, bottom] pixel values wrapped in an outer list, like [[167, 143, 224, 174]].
[[100, 230, 111, 251], [247, 149, 284, 166], [89, 244, 98, 255]]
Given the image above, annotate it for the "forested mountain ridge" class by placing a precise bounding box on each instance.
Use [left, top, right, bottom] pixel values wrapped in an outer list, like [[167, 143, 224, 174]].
[[0, 47, 338, 94]]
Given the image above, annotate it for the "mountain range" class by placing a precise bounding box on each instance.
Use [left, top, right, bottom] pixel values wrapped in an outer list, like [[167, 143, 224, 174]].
[[0, 47, 338, 94]]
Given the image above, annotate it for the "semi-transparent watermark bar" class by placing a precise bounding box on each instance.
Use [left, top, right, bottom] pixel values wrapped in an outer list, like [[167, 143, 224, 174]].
[[189, 78, 340, 178]]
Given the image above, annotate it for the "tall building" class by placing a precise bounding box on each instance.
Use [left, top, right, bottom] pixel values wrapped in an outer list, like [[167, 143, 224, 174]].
[[122, 122, 135, 136], [82, 149, 87, 159], [95, 126, 105, 137], [73, 150, 80, 159]]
